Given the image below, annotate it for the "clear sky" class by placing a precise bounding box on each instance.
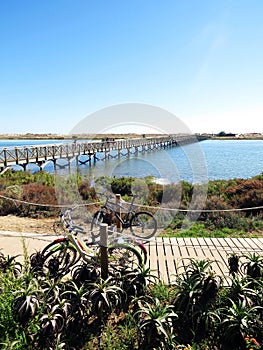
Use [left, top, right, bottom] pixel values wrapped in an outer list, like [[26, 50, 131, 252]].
[[1, 0, 263, 135]]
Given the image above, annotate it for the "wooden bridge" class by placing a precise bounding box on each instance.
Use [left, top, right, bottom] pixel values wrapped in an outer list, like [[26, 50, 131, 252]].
[[0, 134, 207, 172]]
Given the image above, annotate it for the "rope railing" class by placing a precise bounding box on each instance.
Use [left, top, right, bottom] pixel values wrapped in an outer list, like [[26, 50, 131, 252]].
[[0, 193, 262, 213], [0, 193, 101, 208]]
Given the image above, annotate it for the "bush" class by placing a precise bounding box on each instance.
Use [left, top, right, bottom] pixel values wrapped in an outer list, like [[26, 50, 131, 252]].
[[0, 171, 262, 232], [110, 176, 133, 196], [0, 185, 23, 216]]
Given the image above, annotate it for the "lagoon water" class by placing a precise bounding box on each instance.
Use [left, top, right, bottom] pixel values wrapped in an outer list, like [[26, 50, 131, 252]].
[[1, 139, 262, 183], [0, 139, 65, 148]]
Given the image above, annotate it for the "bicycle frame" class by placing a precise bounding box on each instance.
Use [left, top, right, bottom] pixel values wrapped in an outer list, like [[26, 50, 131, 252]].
[[59, 207, 148, 264], [67, 233, 98, 262], [49, 234, 99, 264], [35, 207, 149, 280], [103, 195, 138, 228]]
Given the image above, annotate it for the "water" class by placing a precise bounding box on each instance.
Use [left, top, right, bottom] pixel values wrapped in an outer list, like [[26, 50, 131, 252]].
[[200, 139, 263, 181], [74, 139, 263, 183], [0, 139, 262, 183], [0, 139, 66, 148]]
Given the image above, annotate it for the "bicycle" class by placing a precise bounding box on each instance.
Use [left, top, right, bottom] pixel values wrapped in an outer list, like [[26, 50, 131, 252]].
[[32, 208, 147, 279], [91, 194, 157, 240]]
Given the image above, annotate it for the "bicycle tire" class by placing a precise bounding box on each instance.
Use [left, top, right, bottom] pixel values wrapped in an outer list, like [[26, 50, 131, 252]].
[[129, 211, 157, 240], [91, 210, 104, 239], [108, 243, 143, 271], [110, 238, 148, 265], [42, 237, 68, 256], [42, 240, 80, 278]]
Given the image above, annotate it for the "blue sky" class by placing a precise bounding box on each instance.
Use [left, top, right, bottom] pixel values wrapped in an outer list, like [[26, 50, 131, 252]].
[[1, 0, 263, 135]]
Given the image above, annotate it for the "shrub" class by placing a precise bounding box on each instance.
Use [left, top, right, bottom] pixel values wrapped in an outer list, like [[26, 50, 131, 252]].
[[20, 183, 58, 217], [110, 177, 133, 196], [78, 180, 97, 201], [0, 185, 23, 216]]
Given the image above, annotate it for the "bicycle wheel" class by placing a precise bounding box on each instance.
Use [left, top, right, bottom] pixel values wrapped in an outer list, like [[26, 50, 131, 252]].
[[42, 240, 80, 278], [108, 243, 143, 272], [130, 211, 157, 240], [91, 210, 104, 239], [110, 237, 148, 265]]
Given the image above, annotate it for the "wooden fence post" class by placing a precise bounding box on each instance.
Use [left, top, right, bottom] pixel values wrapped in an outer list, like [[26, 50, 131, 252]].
[[115, 194, 122, 232], [100, 223, 108, 280]]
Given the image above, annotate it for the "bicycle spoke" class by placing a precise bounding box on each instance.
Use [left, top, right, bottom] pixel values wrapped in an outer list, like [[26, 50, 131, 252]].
[[108, 244, 143, 272], [130, 211, 157, 239]]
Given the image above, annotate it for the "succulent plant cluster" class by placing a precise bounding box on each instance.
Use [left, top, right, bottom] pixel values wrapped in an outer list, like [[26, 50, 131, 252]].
[[0, 248, 263, 349]]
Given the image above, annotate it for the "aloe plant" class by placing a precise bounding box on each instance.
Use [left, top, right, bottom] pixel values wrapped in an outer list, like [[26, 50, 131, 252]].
[[29, 251, 45, 276], [134, 297, 177, 349], [12, 278, 41, 326], [87, 277, 124, 318], [224, 276, 258, 307], [38, 304, 65, 348], [228, 253, 240, 276], [241, 253, 263, 279], [39, 305, 64, 335], [219, 299, 263, 349], [61, 280, 90, 319], [71, 262, 100, 286], [184, 258, 214, 278], [0, 251, 22, 277], [172, 258, 222, 344], [120, 265, 158, 299]]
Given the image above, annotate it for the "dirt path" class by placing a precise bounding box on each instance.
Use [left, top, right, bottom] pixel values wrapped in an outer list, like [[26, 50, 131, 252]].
[[0, 215, 55, 234]]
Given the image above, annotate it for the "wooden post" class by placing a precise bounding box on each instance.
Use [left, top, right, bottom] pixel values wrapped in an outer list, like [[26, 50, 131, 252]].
[[3, 149, 7, 167], [100, 223, 108, 280], [115, 194, 122, 232]]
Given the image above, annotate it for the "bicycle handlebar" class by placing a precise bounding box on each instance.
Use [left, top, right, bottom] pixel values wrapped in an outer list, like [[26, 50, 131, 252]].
[[60, 209, 86, 235]]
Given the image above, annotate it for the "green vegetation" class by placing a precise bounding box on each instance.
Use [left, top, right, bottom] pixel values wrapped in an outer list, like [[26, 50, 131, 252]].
[[0, 170, 262, 348], [0, 170, 262, 236], [1, 250, 263, 349]]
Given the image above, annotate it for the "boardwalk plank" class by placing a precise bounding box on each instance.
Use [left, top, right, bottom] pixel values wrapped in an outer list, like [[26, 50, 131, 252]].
[[156, 238, 169, 283], [168, 238, 184, 278], [242, 238, 263, 253], [176, 238, 191, 273], [162, 238, 177, 284], [211, 238, 231, 276], [148, 240, 159, 279], [193, 237, 222, 274]]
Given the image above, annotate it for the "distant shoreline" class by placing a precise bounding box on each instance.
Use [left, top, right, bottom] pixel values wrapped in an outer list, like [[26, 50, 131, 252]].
[[0, 133, 262, 140], [0, 133, 155, 140]]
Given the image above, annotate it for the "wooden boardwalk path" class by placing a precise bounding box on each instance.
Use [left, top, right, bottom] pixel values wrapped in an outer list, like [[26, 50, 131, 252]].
[[145, 237, 263, 284], [0, 233, 263, 283]]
